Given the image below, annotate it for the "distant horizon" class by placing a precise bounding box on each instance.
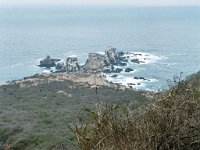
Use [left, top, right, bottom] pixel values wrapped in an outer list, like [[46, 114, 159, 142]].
[[1, 3, 200, 8], [0, 0, 200, 7]]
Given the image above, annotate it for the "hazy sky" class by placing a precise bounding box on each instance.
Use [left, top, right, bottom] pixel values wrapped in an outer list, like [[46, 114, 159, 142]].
[[0, 0, 200, 6]]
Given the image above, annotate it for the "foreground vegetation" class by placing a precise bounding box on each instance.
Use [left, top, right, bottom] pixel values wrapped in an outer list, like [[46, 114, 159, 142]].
[[0, 76, 147, 150], [74, 73, 200, 150], [1, 71, 200, 150]]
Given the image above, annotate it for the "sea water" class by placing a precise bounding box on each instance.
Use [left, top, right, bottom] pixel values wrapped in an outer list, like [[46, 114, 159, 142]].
[[0, 6, 200, 90]]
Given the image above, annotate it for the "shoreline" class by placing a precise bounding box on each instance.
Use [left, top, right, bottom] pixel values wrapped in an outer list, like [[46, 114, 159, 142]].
[[2, 47, 161, 91], [3, 71, 127, 90], [35, 48, 162, 91]]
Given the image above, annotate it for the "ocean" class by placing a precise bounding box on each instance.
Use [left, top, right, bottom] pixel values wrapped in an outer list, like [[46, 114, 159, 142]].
[[0, 5, 200, 90]]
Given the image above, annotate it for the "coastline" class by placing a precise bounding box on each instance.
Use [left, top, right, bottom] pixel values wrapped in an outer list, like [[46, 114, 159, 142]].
[[4, 72, 126, 90]]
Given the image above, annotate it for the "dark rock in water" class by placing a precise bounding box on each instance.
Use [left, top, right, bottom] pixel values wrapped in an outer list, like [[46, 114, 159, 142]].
[[66, 57, 81, 72], [127, 83, 136, 86], [105, 47, 118, 65], [83, 53, 106, 71], [114, 68, 123, 73], [118, 51, 125, 56], [118, 62, 127, 66], [135, 53, 142, 56], [51, 59, 61, 62], [111, 74, 118, 78], [105, 48, 129, 66], [103, 68, 122, 74], [137, 83, 141, 85], [125, 68, 134, 72], [103, 68, 112, 73], [55, 61, 65, 70], [134, 77, 147, 80], [117, 56, 128, 63], [39, 56, 57, 68], [131, 58, 140, 64]]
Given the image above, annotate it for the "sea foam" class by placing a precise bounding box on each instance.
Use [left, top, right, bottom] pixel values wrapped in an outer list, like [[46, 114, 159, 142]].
[[103, 51, 162, 90]]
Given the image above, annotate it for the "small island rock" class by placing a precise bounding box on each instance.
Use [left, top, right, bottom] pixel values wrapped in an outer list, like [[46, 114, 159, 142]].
[[39, 56, 56, 68]]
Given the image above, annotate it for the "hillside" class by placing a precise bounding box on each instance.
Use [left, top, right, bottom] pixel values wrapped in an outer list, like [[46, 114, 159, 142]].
[[1, 71, 199, 150], [0, 73, 148, 150], [74, 72, 200, 150]]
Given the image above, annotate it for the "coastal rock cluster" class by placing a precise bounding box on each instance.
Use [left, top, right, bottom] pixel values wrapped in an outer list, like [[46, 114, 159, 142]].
[[39, 48, 136, 73], [38, 47, 151, 88], [82, 48, 139, 73], [39, 56, 81, 72], [38, 56, 60, 68]]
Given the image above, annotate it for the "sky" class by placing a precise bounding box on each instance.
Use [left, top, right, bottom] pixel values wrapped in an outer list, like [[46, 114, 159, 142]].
[[0, 0, 200, 6]]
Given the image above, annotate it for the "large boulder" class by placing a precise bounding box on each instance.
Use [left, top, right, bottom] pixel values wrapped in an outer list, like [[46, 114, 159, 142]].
[[117, 51, 125, 56], [105, 48, 118, 65], [125, 68, 134, 72], [39, 56, 56, 68], [105, 48, 128, 66], [55, 61, 65, 70], [114, 68, 123, 73], [83, 53, 107, 71], [66, 57, 81, 72]]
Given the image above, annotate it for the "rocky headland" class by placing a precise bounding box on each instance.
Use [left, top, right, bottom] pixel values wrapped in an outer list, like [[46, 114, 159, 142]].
[[39, 47, 152, 89]]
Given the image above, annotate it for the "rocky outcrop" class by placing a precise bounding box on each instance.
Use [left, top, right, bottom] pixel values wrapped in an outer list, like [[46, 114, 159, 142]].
[[66, 57, 81, 72], [134, 77, 147, 80], [55, 61, 65, 71], [125, 68, 134, 72], [55, 57, 81, 72], [39, 56, 57, 68], [111, 74, 118, 78], [105, 48, 129, 66], [39, 48, 131, 73], [103, 67, 123, 74], [83, 53, 107, 71], [105, 48, 118, 65], [83, 48, 130, 72], [37, 48, 154, 90], [131, 58, 145, 64]]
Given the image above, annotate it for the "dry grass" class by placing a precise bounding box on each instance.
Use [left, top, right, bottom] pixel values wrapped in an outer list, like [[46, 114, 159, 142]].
[[74, 80, 200, 150]]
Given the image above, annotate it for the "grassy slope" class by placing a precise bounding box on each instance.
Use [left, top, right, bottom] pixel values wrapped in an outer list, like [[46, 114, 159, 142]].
[[0, 78, 147, 150]]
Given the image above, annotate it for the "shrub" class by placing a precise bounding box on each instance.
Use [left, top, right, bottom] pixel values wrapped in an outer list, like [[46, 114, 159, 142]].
[[74, 80, 200, 150]]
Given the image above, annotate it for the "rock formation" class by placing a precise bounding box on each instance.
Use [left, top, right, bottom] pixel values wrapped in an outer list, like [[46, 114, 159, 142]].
[[83, 48, 130, 72], [66, 57, 81, 72], [55, 61, 65, 71], [83, 53, 107, 71], [105, 48, 118, 65], [39, 56, 56, 68], [125, 68, 134, 72]]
